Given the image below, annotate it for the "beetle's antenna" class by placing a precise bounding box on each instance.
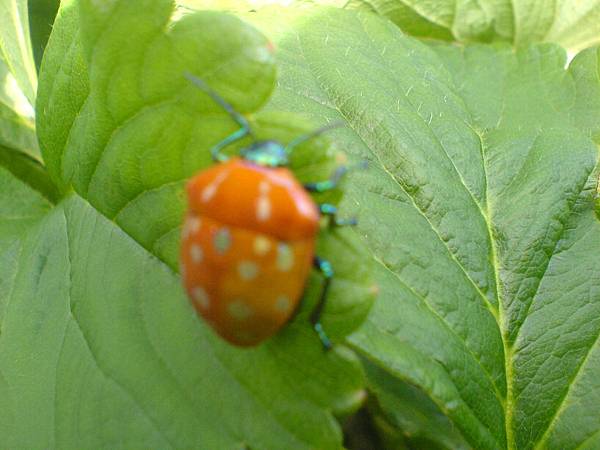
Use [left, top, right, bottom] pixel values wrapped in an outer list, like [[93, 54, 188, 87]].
[[184, 72, 254, 137], [185, 72, 256, 162], [285, 121, 344, 153]]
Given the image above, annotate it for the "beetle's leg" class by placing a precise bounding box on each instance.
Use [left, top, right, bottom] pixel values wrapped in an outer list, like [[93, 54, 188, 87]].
[[285, 121, 344, 153], [185, 73, 253, 162], [319, 203, 357, 227], [210, 126, 250, 163], [311, 256, 334, 350], [304, 161, 368, 193], [304, 166, 348, 193]]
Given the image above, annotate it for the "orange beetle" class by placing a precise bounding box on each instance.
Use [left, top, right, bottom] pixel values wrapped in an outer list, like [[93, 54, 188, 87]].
[[180, 74, 354, 348]]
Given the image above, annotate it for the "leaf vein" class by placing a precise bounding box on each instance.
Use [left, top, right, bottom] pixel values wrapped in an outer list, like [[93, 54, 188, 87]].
[[374, 255, 506, 407]]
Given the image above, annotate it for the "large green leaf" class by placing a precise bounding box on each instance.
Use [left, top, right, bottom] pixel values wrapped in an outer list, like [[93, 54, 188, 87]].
[[0, 190, 369, 449], [38, 0, 374, 332], [345, 0, 600, 52], [232, 6, 600, 449], [21, 0, 376, 448], [38, 0, 374, 338], [0, 0, 38, 157], [37, 0, 280, 260]]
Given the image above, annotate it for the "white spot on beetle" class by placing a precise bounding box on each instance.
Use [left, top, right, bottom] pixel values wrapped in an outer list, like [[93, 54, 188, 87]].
[[238, 261, 259, 280], [276, 244, 294, 272], [214, 228, 231, 254], [259, 181, 271, 194], [192, 287, 210, 309], [190, 244, 203, 263], [296, 197, 316, 220], [201, 171, 228, 203], [228, 300, 252, 320], [190, 217, 201, 233], [201, 184, 217, 202], [257, 197, 271, 221], [183, 217, 201, 239], [253, 236, 271, 256], [275, 295, 291, 312]]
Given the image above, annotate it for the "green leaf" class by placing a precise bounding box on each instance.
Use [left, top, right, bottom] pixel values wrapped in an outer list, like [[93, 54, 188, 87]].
[[0, 166, 52, 338], [0, 144, 59, 202], [0, 0, 39, 158], [236, 6, 600, 449], [363, 358, 470, 450], [596, 177, 600, 220], [38, 0, 279, 252], [0, 164, 51, 242], [0, 0, 38, 157], [0, 193, 365, 449], [0, 0, 36, 104], [26, 0, 375, 447], [28, 0, 61, 70], [345, 0, 600, 52], [39, 0, 374, 330], [38, 0, 374, 337]]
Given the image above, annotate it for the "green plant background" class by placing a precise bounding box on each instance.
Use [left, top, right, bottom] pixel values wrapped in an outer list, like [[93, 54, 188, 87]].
[[1, 0, 599, 449]]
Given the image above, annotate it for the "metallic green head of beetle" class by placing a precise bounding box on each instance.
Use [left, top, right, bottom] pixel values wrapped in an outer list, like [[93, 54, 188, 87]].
[[240, 140, 289, 167], [184, 73, 341, 168]]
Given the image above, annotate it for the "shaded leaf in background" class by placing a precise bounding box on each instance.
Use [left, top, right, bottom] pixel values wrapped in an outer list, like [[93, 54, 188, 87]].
[[0, 0, 38, 157], [0, 144, 59, 202], [345, 0, 600, 53], [364, 359, 469, 450], [28, 0, 61, 70], [235, 6, 600, 449]]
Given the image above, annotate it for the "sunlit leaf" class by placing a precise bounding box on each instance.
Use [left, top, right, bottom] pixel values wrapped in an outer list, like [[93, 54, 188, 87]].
[[346, 0, 600, 52], [0, 0, 38, 157], [239, 6, 600, 449]]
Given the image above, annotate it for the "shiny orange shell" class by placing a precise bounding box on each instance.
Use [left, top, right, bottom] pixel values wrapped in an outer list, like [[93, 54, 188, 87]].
[[181, 158, 320, 346]]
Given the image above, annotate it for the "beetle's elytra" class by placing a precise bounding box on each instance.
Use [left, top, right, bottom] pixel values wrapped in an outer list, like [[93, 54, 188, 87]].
[[182, 158, 319, 346]]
